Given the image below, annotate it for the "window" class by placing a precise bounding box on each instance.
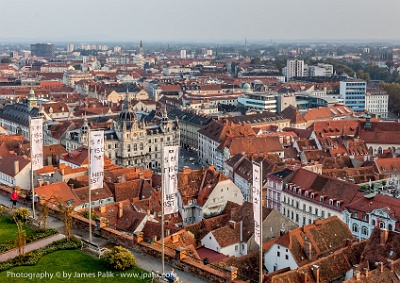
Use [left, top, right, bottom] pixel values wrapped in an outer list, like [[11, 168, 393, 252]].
[[329, 199, 333, 205], [303, 204, 306, 211], [309, 206, 312, 213], [235, 245, 238, 252], [353, 212, 358, 218], [362, 214, 368, 221], [320, 196, 324, 202], [277, 252, 280, 257], [311, 193, 314, 199], [389, 224, 393, 231], [362, 226, 368, 235], [336, 201, 341, 207], [352, 224, 359, 232], [315, 208, 318, 216], [285, 255, 289, 260]]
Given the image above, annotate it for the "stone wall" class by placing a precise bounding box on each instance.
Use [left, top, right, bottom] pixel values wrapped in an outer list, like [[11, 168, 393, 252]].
[[72, 214, 238, 283]]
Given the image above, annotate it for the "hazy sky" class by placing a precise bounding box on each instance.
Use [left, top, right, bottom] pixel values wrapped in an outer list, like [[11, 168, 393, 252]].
[[1, 0, 400, 43]]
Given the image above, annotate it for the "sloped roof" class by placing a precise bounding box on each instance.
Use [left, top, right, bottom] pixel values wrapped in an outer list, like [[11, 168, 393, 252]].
[[274, 216, 354, 267]]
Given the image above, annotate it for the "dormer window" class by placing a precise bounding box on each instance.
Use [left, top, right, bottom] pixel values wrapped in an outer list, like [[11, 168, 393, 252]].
[[298, 189, 302, 195], [336, 201, 341, 207], [311, 193, 314, 199], [305, 191, 309, 197], [320, 196, 324, 202], [329, 199, 334, 205]]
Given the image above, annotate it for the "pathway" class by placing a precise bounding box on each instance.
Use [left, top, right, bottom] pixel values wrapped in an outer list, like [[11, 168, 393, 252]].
[[0, 233, 65, 262]]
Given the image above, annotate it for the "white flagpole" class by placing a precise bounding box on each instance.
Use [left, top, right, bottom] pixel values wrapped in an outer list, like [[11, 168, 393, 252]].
[[259, 160, 263, 283], [29, 117, 36, 219], [161, 142, 165, 275], [88, 128, 92, 243]]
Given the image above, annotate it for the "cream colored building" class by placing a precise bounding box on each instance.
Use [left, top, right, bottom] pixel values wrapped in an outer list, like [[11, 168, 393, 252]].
[[65, 95, 180, 170]]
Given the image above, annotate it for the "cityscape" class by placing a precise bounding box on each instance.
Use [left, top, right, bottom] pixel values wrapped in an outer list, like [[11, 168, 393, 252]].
[[1, 1, 400, 283]]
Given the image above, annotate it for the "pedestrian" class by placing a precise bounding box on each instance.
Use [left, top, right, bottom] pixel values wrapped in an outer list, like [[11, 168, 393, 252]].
[[166, 268, 177, 283], [10, 188, 18, 209]]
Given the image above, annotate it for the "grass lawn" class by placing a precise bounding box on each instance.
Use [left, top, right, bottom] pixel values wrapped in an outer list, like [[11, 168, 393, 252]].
[[0, 250, 152, 283], [0, 216, 35, 243]]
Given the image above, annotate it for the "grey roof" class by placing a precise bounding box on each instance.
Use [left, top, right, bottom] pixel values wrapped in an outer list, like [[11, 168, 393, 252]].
[[0, 103, 41, 127]]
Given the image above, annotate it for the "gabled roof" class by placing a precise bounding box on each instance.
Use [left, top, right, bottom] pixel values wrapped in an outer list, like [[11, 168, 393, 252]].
[[35, 182, 82, 208], [273, 216, 354, 267]]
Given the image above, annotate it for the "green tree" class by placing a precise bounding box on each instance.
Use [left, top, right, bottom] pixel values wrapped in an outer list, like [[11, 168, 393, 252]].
[[104, 246, 136, 270]]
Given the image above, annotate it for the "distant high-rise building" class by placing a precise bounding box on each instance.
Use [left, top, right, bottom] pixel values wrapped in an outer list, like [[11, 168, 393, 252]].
[[286, 59, 304, 81], [114, 46, 121, 53], [10, 51, 18, 59], [67, 44, 74, 53], [30, 43, 54, 57], [340, 80, 367, 112], [206, 49, 213, 56], [180, 49, 187, 59]]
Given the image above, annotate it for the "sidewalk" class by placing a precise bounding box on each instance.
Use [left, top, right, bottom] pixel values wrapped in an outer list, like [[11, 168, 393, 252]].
[[0, 233, 65, 262]]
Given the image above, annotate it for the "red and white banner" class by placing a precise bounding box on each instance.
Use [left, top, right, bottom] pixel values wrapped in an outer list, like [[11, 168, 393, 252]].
[[253, 162, 261, 246], [89, 130, 104, 190], [30, 118, 43, 171], [163, 145, 179, 214]]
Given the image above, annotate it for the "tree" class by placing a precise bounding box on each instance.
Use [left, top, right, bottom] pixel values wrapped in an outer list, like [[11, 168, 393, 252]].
[[1, 58, 12, 63], [56, 199, 73, 241], [104, 246, 136, 270], [13, 215, 27, 259], [12, 207, 31, 224]]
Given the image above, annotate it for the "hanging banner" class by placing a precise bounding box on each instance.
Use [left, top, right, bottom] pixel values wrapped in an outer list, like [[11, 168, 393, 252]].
[[31, 118, 43, 171], [253, 162, 261, 246], [89, 130, 104, 190], [163, 145, 179, 214]]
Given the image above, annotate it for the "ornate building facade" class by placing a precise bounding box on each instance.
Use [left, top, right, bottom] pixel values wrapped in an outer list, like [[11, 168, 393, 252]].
[[65, 95, 180, 170]]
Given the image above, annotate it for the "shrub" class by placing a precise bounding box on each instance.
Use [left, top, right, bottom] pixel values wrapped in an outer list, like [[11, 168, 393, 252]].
[[0, 237, 82, 271], [104, 246, 136, 271], [12, 208, 31, 223]]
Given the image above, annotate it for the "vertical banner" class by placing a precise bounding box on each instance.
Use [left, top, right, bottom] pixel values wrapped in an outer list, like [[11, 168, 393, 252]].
[[89, 130, 104, 190], [31, 118, 43, 171], [163, 145, 179, 214], [253, 162, 261, 246]]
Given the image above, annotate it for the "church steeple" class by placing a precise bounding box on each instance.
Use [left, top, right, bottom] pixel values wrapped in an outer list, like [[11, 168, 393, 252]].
[[139, 40, 144, 55]]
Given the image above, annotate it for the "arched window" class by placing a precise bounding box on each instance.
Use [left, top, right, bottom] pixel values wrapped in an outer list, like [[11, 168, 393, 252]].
[[369, 146, 373, 155], [378, 146, 383, 154], [380, 222, 385, 229], [362, 226, 368, 235], [133, 143, 137, 151], [372, 219, 376, 226], [352, 223, 359, 232], [388, 224, 393, 231], [140, 143, 143, 150]]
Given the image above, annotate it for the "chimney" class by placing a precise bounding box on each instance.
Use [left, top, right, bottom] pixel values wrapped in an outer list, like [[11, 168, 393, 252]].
[[240, 221, 243, 242], [166, 229, 170, 236], [38, 179, 44, 187], [312, 265, 320, 283], [300, 271, 308, 283], [378, 262, 384, 272], [380, 229, 389, 245], [117, 176, 123, 183], [14, 160, 19, 174], [353, 270, 361, 281], [364, 268, 369, 278], [118, 202, 123, 218], [387, 259, 394, 272], [229, 220, 237, 229], [304, 241, 312, 261], [45, 181, 50, 186], [139, 172, 144, 179]]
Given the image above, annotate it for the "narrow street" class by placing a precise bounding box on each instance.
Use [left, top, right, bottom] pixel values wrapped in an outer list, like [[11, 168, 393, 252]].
[[0, 194, 209, 283]]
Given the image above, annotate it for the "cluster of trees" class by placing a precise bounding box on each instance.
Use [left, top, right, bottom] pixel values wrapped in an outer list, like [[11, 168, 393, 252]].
[[379, 82, 400, 114]]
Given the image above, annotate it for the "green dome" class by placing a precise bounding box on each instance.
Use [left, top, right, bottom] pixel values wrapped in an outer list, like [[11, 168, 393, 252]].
[[242, 83, 251, 92]]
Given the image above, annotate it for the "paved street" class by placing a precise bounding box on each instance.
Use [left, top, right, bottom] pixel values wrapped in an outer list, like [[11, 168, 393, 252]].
[[0, 193, 208, 283]]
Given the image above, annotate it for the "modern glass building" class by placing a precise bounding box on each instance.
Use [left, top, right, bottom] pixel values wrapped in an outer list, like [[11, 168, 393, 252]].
[[339, 80, 367, 112]]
